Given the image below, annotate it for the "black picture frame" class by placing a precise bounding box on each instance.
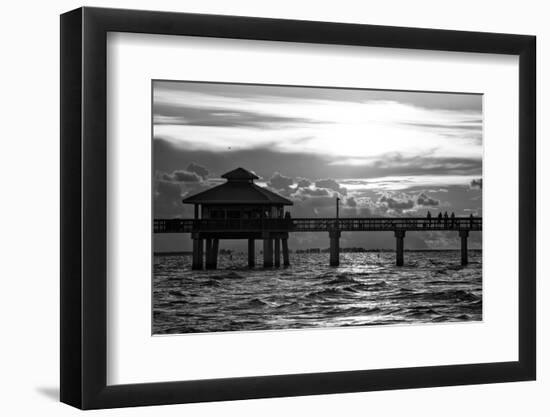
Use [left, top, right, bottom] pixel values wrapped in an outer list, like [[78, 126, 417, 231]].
[[60, 6, 536, 410]]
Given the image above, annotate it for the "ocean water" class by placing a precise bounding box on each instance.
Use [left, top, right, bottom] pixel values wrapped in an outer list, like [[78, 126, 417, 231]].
[[153, 251, 482, 334]]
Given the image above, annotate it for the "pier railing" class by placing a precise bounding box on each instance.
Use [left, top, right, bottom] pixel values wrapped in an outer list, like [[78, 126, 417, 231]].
[[154, 217, 482, 233], [153, 218, 293, 233], [293, 217, 481, 232]]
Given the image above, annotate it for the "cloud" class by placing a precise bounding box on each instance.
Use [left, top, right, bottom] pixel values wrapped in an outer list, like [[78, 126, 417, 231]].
[[154, 164, 216, 218], [331, 153, 482, 177], [378, 195, 415, 211], [289, 194, 338, 217], [154, 103, 321, 129], [295, 187, 331, 197], [296, 177, 312, 188], [186, 162, 209, 179], [154, 80, 482, 112], [416, 192, 440, 207], [287, 178, 343, 217], [346, 196, 357, 207], [400, 120, 482, 131], [314, 179, 347, 195], [160, 170, 201, 183], [470, 178, 482, 189], [268, 172, 294, 190], [154, 180, 185, 218]]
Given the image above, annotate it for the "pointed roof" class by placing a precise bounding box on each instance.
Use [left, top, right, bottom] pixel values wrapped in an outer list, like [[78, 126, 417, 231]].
[[182, 168, 293, 205], [221, 167, 259, 181]]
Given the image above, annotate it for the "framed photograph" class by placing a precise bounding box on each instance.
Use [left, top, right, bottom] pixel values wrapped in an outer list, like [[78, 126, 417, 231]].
[[60, 7, 536, 409]]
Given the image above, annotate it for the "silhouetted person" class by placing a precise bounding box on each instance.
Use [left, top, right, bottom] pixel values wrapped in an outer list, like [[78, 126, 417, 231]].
[[470, 213, 474, 228], [444, 211, 449, 227], [426, 211, 432, 227], [438, 212, 443, 225], [451, 212, 455, 228]]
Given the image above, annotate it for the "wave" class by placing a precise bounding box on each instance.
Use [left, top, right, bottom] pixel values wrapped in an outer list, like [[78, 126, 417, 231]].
[[463, 299, 483, 310], [362, 281, 387, 290], [345, 306, 382, 315], [306, 287, 345, 298], [425, 279, 473, 285], [238, 298, 270, 308], [429, 289, 480, 302], [404, 307, 440, 318], [431, 315, 451, 322], [327, 275, 358, 285], [276, 301, 304, 310], [209, 271, 244, 280], [391, 289, 479, 302], [321, 305, 382, 318], [326, 275, 388, 292]]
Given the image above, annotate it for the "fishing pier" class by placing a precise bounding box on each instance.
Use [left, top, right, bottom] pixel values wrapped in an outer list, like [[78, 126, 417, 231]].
[[154, 168, 482, 269]]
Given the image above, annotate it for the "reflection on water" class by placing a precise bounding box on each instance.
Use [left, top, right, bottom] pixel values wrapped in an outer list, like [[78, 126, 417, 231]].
[[153, 251, 482, 334]]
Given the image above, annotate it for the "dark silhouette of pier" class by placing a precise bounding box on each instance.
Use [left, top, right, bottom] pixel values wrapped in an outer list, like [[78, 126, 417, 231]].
[[154, 168, 482, 269]]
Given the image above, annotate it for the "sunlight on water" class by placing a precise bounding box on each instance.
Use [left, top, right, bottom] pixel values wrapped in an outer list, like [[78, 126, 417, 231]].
[[153, 251, 482, 334]]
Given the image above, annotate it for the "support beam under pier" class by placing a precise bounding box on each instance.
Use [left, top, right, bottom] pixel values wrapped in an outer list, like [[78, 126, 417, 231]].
[[459, 230, 469, 265], [274, 238, 281, 267], [192, 236, 203, 270], [329, 230, 341, 266], [263, 236, 273, 267], [282, 238, 290, 267], [211, 238, 219, 269], [248, 239, 255, 268], [395, 230, 405, 266], [205, 238, 214, 269]]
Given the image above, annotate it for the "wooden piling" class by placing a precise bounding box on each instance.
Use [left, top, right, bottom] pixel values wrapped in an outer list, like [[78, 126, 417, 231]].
[[282, 238, 290, 267], [395, 230, 405, 266], [459, 230, 469, 265], [248, 238, 255, 268], [211, 238, 219, 269], [274, 238, 281, 267], [205, 238, 213, 269], [263, 236, 273, 267], [192, 236, 203, 270], [329, 229, 341, 266]]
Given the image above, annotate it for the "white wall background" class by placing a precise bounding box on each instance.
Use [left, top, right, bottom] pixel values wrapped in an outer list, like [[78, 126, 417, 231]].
[[0, 0, 546, 415]]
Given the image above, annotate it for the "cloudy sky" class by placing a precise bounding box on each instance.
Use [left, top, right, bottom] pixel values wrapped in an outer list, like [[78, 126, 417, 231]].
[[153, 81, 482, 252]]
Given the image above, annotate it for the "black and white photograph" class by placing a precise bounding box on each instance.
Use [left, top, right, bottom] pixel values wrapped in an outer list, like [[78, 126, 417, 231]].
[[153, 81, 483, 334], [1, 0, 543, 413]]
